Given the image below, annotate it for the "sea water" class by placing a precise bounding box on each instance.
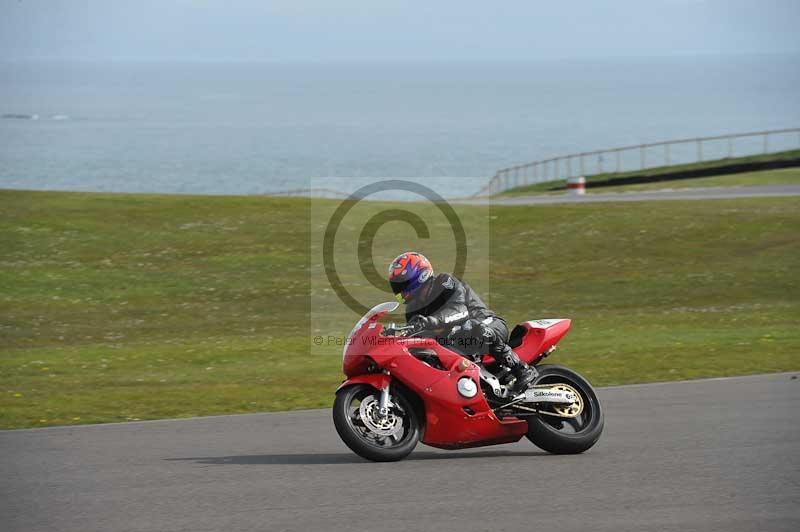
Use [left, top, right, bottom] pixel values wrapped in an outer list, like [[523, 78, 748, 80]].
[[1, 55, 798, 199]]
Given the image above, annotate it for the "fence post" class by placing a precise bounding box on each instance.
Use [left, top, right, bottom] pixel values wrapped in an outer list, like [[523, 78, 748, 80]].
[[566, 156, 572, 178], [616, 149, 621, 173], [696, 139, 703, 161], [598, 153, 603, 173], [580, 154, 585, 176], [567, 176, 586, 196], [640, 145, 645, 170]]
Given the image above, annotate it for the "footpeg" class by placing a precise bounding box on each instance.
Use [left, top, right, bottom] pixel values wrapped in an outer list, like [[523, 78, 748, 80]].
[[495, 366, 512, 384]]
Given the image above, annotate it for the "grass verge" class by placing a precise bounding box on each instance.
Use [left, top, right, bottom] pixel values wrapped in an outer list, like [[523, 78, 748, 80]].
[[1, 189, 798, 428]]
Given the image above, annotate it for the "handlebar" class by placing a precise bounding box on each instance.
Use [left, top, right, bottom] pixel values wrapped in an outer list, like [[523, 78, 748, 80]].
[[383, 323, 416, 336]]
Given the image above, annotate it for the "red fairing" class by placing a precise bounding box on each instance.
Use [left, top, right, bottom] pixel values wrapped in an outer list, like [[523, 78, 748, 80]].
[[336, 373, 391, 393], [341, 307, 528, 450], [512, 319, 572, 365]]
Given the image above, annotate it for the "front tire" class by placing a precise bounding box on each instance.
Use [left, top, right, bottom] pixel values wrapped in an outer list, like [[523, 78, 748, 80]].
[[526, 365, 604, 454], [333, 384, 420, 462]]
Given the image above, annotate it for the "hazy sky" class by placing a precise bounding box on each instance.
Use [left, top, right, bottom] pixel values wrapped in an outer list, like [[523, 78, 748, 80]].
[[1, 0, 798, 62]]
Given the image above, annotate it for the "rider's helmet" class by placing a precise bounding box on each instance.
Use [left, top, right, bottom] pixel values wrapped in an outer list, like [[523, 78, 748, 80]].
[[387, 252, 433, 303]]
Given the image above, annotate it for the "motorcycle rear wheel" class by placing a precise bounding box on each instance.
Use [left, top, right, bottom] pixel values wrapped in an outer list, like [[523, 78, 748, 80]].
[[526, 365, 604, 454], [333, 384, 420, 462]]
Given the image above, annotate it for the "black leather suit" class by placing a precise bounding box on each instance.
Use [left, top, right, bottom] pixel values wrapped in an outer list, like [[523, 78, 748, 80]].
[[405, 273, 523, 370]]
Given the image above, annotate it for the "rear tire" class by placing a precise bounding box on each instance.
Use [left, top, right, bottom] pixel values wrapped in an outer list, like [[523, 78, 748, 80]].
[[526, 365, 604, 454], [333, 384, 420, 462]]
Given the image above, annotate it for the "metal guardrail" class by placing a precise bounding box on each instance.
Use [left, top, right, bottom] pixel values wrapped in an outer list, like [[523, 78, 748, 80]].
[[475, 127, 800, 196]]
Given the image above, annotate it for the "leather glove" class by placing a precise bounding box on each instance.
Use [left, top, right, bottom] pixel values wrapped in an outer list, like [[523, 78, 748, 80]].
[[460, 318, 480, 332], [409, 315, 440, 333]]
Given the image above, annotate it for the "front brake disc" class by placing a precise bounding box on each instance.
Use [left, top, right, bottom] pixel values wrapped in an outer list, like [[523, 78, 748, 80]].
[[358, 396, 403, 437]]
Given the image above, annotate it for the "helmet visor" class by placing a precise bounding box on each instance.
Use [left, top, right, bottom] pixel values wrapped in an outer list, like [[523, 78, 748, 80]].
[[389, 279, 409, 296]]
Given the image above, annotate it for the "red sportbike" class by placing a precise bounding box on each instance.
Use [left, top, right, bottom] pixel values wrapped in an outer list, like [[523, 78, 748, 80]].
[[333, 302, 604, 462]]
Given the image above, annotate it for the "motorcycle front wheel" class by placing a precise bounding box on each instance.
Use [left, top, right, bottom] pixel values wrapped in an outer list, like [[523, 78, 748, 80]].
[[526, 365, 604, 454], [333, 384, 420, 462]]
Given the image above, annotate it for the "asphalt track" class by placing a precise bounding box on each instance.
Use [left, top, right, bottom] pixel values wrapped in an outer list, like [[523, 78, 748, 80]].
[[461, 184, 800, 204], [2, 373, 799, 532]]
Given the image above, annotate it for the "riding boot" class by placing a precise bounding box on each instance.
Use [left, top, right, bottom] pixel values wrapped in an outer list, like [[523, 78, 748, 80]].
[[495, 345, 537, 392]]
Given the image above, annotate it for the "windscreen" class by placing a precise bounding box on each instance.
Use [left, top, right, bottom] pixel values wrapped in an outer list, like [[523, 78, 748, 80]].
[[343, 301, 399, 359]]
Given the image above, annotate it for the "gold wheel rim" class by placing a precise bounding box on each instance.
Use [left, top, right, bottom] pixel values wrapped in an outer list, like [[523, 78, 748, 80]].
[[550, 383, 583, 418]]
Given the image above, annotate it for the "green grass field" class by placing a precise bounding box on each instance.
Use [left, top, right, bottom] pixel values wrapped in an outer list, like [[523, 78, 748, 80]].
[[1, 189, 799, 428], [502, 149, 800, 196]]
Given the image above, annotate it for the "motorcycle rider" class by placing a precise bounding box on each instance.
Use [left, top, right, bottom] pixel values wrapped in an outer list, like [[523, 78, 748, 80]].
[[387, 251, 537, 393]]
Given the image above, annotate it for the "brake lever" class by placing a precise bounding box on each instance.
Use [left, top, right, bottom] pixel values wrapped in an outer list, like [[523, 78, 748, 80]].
[[384, 323, 413, 337], [404, 326, 428, 338], [392, 325, 419, 337]]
